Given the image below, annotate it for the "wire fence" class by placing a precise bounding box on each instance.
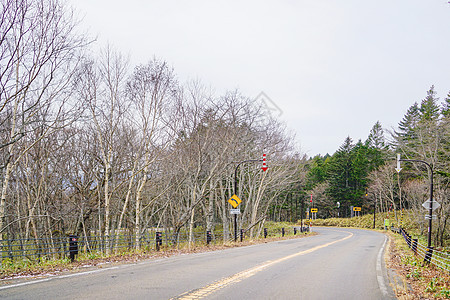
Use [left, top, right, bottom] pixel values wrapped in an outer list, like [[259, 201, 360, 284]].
[[392, 227, 450, 273], [0, 226, 310, 264]]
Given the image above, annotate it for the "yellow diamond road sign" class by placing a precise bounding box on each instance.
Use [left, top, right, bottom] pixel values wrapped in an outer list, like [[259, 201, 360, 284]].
[[228, 194, 242, 208]]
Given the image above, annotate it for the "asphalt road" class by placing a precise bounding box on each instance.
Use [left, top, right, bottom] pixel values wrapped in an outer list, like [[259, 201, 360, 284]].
[[0, 227, 395, 299]]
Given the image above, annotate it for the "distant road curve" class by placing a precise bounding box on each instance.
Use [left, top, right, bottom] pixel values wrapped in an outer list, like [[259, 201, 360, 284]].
[[0, 227, 395, 299]]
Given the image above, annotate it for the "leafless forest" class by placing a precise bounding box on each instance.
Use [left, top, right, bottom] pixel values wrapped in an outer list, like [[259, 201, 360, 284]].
[[0, 0, 305, 251]]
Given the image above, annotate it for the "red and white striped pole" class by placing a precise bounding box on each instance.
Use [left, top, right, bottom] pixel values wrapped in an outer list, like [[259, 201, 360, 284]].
[[261, 154, 268, 171]]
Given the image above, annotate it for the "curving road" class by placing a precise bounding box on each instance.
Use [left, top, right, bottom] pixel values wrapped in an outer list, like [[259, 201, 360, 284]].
[[0, 227, 395, 299]]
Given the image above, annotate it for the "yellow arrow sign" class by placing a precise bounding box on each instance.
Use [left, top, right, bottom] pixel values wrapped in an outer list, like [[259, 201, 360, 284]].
[[353, 207, 361, 211], [228, 194, 242, 208], [311, 208, 318, 213]]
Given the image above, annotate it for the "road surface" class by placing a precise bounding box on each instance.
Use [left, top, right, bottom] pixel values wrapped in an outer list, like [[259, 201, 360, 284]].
[[0, 227, 395, 299]]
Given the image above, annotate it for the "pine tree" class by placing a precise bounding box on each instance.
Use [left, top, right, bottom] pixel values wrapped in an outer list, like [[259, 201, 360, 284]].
[[351, 141, 370, 201], [397, 102, 420, 140], [419, 85, 440, 122], [442, 92, 450, 118], [326, 137, 355, 215], [365, 121, 387, 172], [366, 121, 385, 149], [305, 155, 327, 189]]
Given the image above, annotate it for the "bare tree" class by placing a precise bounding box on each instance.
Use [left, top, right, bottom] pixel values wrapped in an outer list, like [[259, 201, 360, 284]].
[[123, 58, 179, 249], [75, 46, 128, 254], [0, 0, 85, 242]]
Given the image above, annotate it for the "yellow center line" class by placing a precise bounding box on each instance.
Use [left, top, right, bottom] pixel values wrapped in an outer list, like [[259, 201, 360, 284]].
[[172, 231, 354, 300]]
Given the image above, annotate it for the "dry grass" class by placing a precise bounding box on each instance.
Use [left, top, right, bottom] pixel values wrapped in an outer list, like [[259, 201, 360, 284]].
[[387, 232, 450, 299]]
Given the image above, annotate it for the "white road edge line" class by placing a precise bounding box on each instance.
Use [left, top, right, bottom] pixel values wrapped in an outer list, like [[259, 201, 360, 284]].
[[0, 266, 119, 291], [376, 235, 389, 298]]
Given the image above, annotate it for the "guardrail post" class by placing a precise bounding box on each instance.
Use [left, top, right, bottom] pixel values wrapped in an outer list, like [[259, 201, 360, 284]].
[[155, 232, 162, 251], [412, 239, 418, 255], [240, 229, 244, 242], [206, 231, 212, 245], [264, 228, 267, 238], [281, 228, 285, 237], [424, 247, 433, 264]]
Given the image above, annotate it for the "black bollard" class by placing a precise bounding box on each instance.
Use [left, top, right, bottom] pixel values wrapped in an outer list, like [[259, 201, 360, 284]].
[[68, 235, 78, 262], [155, 232, 162, 251], [206, 230, 212, 245]]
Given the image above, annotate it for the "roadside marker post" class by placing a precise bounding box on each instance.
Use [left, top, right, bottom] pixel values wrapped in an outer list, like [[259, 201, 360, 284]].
[[261, 154, 268, 172]]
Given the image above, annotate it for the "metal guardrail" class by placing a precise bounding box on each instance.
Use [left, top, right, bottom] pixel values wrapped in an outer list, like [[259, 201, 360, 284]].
[[0, 226, 309, 263], [392, 227, 450, 273]]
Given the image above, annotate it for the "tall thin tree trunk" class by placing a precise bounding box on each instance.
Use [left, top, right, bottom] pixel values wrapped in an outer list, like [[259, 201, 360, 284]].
[[104, 157, 111, 255], [135, 165, 148, 250], [206, 181, 215, 233], [188, 208, 195, 250]]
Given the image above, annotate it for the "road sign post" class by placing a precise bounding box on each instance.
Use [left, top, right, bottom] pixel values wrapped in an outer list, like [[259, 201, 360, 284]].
[[232, 155, 266, 242], [311, 208, 318, 220], [353, 207, 361, 217], [228, 194, 242, 209], [230, 208, 241, 214]]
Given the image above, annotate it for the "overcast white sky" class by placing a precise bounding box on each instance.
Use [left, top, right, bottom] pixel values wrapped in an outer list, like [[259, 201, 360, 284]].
[[70, 0, 450, 156]]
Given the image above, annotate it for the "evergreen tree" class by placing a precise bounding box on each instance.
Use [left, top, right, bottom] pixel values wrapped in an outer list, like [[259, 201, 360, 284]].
[[305, 155, 327, 190], [365, 121, 387, 171], [396, 102, 420, 141], [366, 121, 385, 149], [351, 140, 370, 201], [419, 85, 440, 122], [326, 137, 355, 216], [442, 92, 450, 118]]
